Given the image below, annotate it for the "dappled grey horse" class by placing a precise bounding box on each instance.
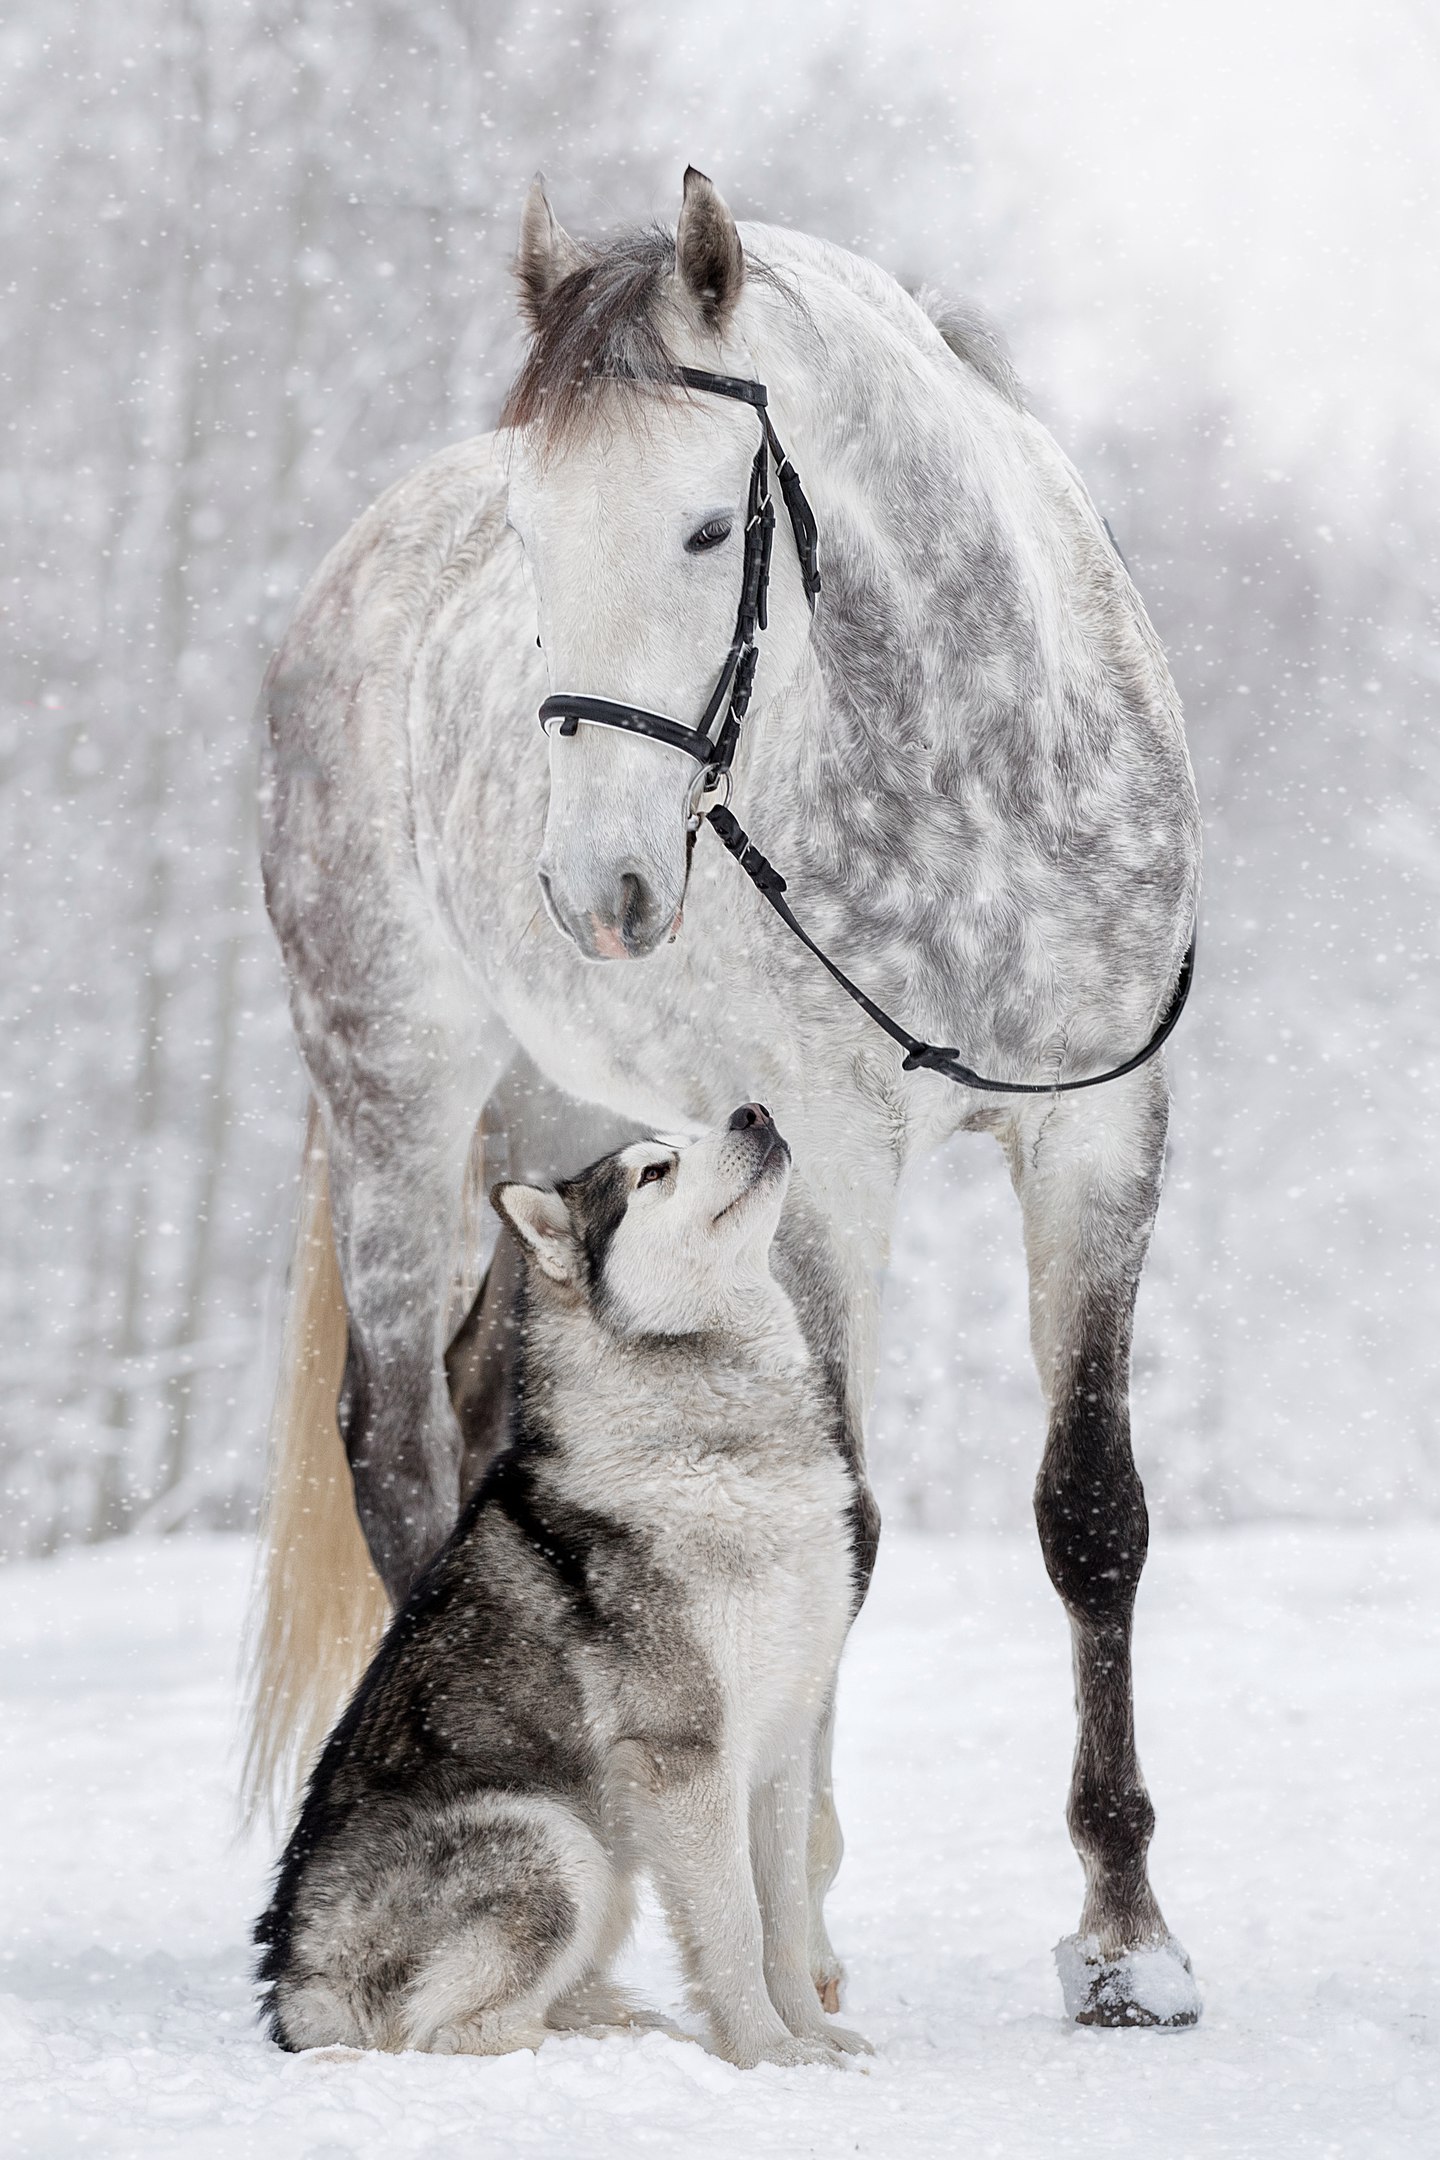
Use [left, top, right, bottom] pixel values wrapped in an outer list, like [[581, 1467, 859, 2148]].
[[254, 170, 1202, 2028]]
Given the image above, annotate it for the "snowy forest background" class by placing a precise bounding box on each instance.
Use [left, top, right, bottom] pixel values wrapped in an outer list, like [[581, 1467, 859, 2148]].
[[3, 0, 1437, 1555]]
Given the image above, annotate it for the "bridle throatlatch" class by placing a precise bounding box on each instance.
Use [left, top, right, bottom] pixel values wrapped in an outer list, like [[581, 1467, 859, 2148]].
[[537, 366, 1194, 1096]]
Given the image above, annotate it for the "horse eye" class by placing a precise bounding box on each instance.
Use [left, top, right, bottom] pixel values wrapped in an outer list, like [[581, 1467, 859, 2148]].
[[637, 1161, 670, 1187], [685, 518, 733, 555]]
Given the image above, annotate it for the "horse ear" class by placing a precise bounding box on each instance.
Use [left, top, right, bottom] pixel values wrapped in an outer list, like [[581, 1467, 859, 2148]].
[[675, 166, 744, 331], [516, 175, 583, 328], [492, 1180, 579, 1284]]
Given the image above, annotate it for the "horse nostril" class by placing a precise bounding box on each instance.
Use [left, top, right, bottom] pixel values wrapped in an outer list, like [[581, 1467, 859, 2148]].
[[619, 871, 652, 950], [728, 1102, 772, 1131]]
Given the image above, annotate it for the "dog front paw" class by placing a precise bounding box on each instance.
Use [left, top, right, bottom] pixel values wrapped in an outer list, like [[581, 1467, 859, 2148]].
[[724, 2028, 840, 2070]]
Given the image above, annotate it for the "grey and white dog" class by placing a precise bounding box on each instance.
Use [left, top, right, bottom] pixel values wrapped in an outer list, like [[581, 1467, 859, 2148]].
[[256, 1106, 874, 2067]]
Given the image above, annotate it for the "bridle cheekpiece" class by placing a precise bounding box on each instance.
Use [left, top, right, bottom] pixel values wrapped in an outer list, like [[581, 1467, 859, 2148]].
[[537, 367, 819, 789]]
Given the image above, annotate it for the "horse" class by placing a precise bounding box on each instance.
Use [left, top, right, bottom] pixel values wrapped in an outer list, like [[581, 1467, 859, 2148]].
[[248, 168, 1202, 2029]]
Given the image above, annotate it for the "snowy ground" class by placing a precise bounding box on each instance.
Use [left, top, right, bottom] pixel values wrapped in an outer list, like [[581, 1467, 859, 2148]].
[[2, 1525, 1438, 2159]]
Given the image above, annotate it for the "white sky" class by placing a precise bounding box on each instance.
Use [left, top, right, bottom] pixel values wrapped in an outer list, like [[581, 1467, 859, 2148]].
[[644, 0, 1440, 516], [939, 0, 1440, 489]]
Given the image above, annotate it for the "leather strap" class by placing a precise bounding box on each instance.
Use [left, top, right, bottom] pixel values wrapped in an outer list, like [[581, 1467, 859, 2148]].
[[536, 693, 719, 765], [706, 804, 1195, 1096], [675, 365, 769, 408]]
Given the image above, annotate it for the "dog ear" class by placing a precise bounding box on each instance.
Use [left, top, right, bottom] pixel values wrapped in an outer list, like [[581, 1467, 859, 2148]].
[[675, 166, 744, 331], [516, 175, 583, 328], [491, 1181, 578, 1284]]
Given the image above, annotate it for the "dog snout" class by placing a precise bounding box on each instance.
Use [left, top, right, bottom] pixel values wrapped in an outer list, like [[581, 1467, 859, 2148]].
[[728, 1102, 773, 1132], [726, 1102, 789, 1172]]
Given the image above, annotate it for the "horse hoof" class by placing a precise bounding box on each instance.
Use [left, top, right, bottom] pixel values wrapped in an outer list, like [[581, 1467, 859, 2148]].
[[1054, 1932, 1201, 2029], [816, 1974, 842, 2016]]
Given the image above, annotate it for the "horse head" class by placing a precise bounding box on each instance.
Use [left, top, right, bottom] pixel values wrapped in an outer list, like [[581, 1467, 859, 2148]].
[[503, 170, 811, 962]]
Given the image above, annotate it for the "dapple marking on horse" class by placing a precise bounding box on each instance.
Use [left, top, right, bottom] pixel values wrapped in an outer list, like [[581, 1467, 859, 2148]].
[[251, 167, 1202, 2028]]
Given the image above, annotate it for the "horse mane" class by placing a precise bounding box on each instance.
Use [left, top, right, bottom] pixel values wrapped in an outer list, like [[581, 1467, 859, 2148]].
[[914, 289, 1026, 410]]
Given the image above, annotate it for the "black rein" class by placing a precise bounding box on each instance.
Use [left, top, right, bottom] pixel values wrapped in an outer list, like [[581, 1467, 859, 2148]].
[[536, 364, 1195, 1097]]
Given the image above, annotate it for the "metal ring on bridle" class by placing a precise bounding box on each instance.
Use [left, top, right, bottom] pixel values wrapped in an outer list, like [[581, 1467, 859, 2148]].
[[686, 763, 732, 831]]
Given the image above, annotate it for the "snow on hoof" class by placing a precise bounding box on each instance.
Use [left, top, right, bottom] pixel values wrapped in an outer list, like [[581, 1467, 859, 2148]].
[[1054, 1933, 1201, 2028]]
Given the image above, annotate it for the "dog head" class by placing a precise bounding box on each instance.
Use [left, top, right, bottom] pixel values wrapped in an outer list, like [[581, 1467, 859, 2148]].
[[492, 1103, 790, 1338]]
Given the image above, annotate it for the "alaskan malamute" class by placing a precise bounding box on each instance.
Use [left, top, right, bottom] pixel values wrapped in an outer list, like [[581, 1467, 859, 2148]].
[[256, 1105, 873, 2066]]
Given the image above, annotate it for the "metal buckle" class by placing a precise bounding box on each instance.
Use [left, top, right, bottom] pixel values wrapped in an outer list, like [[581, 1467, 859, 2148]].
[[686, 764, 733, 830]]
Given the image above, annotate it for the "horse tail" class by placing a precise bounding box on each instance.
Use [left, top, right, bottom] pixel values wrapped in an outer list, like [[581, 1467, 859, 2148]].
[[240, 1100, 389, 1831]]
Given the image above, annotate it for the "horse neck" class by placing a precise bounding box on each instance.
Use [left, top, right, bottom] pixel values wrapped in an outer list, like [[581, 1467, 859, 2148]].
[[741, 237, 1134, 777]]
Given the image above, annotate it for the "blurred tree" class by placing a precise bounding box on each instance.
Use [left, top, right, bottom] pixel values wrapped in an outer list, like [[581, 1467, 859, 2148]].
[[1, 0, 1436, 1551]]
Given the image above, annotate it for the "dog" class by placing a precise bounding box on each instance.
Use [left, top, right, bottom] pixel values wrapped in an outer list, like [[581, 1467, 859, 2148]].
[[255, 1104, 873, 2066]]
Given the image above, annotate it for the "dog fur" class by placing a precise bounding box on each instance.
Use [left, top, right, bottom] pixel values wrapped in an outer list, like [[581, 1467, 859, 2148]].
[[255, 1108, 873, 2067]]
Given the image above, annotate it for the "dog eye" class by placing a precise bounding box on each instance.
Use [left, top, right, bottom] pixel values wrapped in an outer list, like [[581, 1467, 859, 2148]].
[[637, 1161, 670, 1187], [685, 518, 732, 555]]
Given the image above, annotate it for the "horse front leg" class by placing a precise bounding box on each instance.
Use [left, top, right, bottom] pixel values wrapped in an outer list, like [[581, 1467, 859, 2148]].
[[321, 1043, 501, 1607], [1005, 1065, 1200, 2028]]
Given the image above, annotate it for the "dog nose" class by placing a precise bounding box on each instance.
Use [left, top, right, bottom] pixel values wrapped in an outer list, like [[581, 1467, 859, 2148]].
[[728, 1102, 772, 1131]]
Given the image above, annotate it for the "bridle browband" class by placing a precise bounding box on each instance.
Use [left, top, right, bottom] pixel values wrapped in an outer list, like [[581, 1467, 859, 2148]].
[[535, 365, 1195, 1097]]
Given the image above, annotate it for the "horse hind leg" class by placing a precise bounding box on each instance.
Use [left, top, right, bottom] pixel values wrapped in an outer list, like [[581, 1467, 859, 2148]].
[[1006, 1067, 1201, 2029]]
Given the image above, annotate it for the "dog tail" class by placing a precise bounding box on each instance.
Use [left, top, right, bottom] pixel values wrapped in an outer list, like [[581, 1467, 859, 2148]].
[[240, 1100, 390, 1831]]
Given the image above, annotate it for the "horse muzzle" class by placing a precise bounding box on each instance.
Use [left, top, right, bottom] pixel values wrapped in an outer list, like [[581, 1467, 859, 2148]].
[[535, 858, 681, 962]]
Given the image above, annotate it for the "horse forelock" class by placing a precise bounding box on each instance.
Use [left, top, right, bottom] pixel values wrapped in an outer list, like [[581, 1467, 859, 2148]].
[[499, 221, 811, 452], [500, 208, 986, 460], [500, 224, 685, 449]]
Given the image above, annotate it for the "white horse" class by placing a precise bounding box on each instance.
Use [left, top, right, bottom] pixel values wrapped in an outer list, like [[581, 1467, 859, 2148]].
[[249, 169, 1202, 2029]]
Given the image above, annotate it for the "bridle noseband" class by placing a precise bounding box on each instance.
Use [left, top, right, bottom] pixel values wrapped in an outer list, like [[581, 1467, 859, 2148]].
[[534, 366, 1195, 1096]]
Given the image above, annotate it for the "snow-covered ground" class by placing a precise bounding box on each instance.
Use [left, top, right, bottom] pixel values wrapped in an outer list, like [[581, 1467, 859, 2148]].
[[2, 1524, 1437, 2157]]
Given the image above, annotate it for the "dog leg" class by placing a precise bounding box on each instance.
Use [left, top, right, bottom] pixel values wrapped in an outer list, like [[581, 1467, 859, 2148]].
[[544, 1874, 664, 2037], [636, 1758, 838, 2069], [805, 1689, 846, 2010], [271, 1796, 615, 2055], [545, 1984, 690, 2041], [754, 1750, 871, 2056]]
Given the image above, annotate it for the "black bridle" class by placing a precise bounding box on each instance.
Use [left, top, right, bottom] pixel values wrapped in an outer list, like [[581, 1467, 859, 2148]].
[[539, 367, 819, 778], [536, 366, 1195, 1097]]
